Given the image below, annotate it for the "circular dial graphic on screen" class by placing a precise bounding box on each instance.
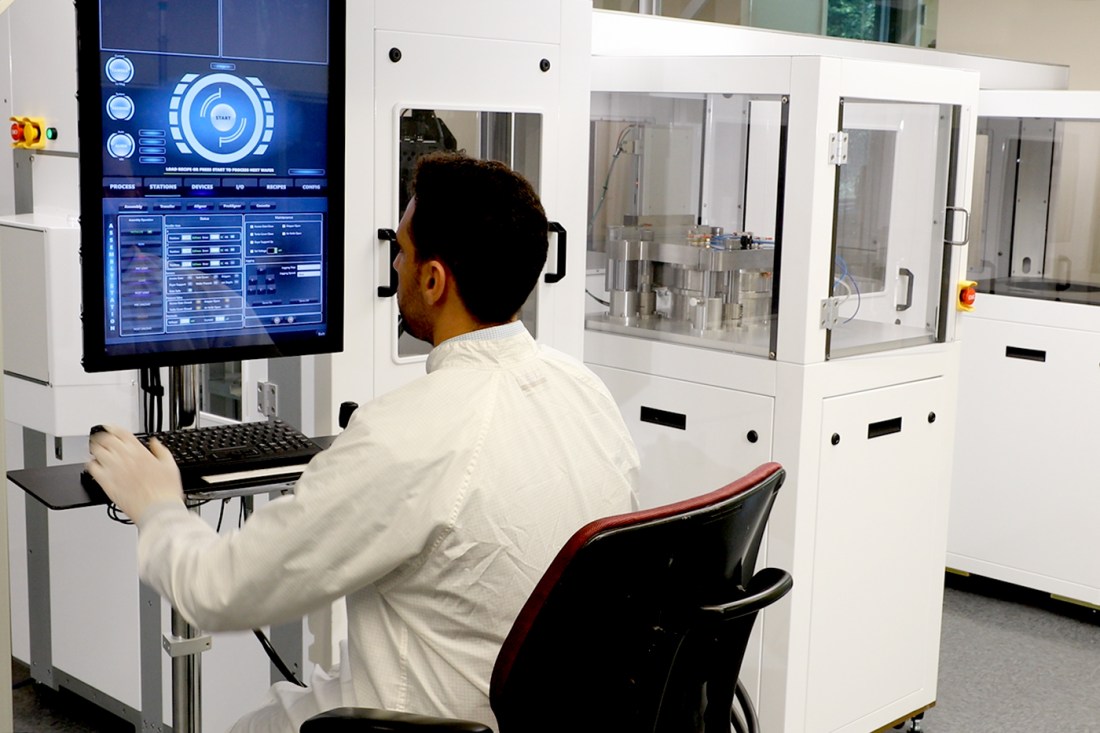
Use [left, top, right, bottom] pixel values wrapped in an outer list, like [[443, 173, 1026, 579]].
[[107, 132, 136, 159], [169, 73, 275, 164], [105, 55, 135, 84], [107, 93, 135, 121]]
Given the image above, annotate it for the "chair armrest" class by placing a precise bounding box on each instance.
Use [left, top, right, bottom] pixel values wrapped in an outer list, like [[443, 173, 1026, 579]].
[[300, 707, 493, 732], [699, 567, 793, 622]]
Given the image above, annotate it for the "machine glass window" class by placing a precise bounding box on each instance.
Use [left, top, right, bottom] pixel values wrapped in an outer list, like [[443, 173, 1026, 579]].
[[200, 361, 243, 421], [396, 109, 543, 357], [971, 117, 1100, 305], [584, 92, 787, 359], [827, 99, 957, 359]]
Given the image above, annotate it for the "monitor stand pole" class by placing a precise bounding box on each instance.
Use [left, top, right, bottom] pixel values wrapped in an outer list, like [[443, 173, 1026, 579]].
[[162, 365, 210, 733]]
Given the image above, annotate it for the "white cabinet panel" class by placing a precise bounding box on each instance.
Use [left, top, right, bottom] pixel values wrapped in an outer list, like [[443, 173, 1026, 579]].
[[949, 315, 1100, 601], [589, 364, 773, 508], [808, 377, 950, 732]]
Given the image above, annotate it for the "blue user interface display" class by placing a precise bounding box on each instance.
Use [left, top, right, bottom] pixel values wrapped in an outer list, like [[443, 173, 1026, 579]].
[[98, 0, 332, 350]]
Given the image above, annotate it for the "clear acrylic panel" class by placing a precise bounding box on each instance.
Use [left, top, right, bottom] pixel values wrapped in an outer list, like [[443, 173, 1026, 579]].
[[200, 361, 243, 421], [585, 92, 787, 358], [827, 99, 956, 359], [971, 117, 1100, 306], [395, 109, 543, 357]]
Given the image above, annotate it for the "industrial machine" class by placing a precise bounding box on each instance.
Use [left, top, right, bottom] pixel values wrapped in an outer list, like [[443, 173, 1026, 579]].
[[319, 2, 590, 410], [949, 90, 1100, 607], [582, 47, 978, 733]]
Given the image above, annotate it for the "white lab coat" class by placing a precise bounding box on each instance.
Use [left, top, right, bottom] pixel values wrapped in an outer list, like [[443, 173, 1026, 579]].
[[136, 325, 640, 731]]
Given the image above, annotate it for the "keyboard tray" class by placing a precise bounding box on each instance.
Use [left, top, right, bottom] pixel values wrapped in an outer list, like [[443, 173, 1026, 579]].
[[137, 419, 322, 490]]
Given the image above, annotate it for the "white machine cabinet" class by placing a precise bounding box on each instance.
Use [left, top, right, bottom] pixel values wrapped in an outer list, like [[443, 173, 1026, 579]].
[[318, 1, 591, 425], [949, 91, 1100, 606], [583, 53, 977, 732]]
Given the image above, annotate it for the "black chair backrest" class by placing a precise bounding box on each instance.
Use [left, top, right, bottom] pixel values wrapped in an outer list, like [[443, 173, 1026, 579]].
[[489, 463, 789, 733]]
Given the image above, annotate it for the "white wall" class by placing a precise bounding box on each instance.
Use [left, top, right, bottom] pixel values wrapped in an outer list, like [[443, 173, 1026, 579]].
[[939, 0, 1100, 89]]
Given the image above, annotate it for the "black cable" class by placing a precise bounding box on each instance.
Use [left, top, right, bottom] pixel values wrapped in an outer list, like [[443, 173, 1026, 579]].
[[105, 502, 133, 525], [139, 368, 150, 431], [731, 677, 759, 733], [215, 499, 229, 533], [237, 502, 306, 688], [585, 289, 611, 307], [138, 367, 167, 435], [253, 629, 306, 687], [153, 368, 164, 433]]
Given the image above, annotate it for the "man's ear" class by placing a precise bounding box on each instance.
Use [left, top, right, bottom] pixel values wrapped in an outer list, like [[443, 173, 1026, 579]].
[[420, 260, 448, 306]]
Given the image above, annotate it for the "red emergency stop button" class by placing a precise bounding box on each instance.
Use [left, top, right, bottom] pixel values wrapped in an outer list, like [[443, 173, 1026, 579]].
[[957, 280, 977, 312], [9, 116, 46, 149]]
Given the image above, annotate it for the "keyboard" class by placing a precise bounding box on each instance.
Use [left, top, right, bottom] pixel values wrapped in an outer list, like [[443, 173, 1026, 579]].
[[81, 420, 322, 497], [136, 419, 322, 490]]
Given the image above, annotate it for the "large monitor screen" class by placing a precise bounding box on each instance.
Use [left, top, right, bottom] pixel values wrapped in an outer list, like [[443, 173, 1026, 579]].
[[78, 0, 345, 372]]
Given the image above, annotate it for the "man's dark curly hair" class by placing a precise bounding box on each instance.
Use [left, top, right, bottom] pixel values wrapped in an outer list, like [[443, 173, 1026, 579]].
[[409, 152, 548, 325]]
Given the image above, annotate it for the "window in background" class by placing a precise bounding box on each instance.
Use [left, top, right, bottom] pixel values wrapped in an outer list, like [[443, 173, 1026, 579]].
[[826, 0, 935, 47], [593, 0, 742, 25], [592, 0, 938, 49]]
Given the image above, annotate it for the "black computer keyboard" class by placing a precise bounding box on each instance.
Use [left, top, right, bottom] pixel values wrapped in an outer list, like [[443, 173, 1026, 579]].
[[138, 419, 321, 490]]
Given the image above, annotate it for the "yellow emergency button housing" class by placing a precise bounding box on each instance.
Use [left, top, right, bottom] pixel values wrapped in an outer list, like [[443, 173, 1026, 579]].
[[10, 116, 46, 149], [958, 280, 978, 312]]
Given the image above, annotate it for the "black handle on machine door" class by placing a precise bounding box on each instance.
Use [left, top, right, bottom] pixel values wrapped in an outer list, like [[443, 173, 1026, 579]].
[[377, 228, 398, 297], [544, 222, 567, 284], [338, 401, 359, 430], [896, 267, 914, 312]]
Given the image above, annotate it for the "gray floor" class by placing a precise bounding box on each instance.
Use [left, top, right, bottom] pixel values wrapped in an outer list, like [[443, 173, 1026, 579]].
[[922, 574, 1100, 733], [10, 574, 1100, 732]]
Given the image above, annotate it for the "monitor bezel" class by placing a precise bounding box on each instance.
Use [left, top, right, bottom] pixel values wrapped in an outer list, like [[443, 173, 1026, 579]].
[[76, 0, 346, 373]]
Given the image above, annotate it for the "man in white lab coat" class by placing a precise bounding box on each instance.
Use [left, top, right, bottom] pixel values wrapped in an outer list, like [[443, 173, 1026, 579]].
[[87, 152, 640, 732]]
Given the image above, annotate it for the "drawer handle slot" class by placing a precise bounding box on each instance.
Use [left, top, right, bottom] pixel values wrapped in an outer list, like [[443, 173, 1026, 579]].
[[640, 406, 686, 431], [868, 417, 902, 439], [1005, 346, 1046, 362]]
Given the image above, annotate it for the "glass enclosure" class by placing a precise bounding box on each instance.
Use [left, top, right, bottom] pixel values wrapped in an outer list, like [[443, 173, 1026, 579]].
[[395, 109, 543, 356], [971, 116, 1100, 306], [201, 361, 243, 421], [827, 98, 958, 358], [585, 91, 787, 358]]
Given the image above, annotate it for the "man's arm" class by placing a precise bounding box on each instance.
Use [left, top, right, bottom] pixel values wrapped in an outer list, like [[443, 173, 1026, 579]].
[[95, 411, 464, 632]]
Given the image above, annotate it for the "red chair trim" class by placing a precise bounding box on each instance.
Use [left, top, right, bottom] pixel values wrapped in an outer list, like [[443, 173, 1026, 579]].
[[489, 461, 784, 698]]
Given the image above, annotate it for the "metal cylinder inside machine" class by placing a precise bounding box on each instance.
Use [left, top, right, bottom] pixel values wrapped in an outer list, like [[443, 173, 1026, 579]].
[[605, 231, 655, 322], [596, 223, 774, 336], [735, 269, 773, 325]]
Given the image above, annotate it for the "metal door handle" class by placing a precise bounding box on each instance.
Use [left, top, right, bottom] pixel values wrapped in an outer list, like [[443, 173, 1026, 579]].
[[896, 267, 914, 312], [377, 228, 398, 297], [544, 222, 567, 284], [945, 206, 970, 246]]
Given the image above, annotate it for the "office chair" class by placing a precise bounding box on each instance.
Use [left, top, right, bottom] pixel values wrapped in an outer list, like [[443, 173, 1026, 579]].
[[301, 462, 792, 733]]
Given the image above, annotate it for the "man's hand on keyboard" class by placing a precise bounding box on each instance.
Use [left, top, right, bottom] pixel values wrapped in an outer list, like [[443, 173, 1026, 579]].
[[87, 425, 184, 524]]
